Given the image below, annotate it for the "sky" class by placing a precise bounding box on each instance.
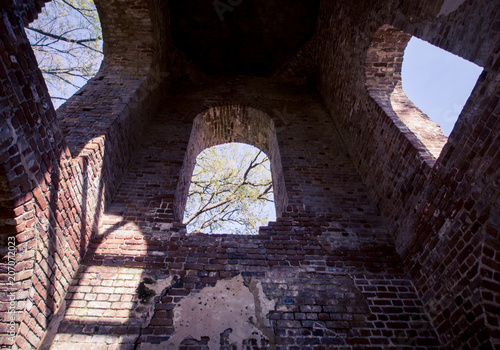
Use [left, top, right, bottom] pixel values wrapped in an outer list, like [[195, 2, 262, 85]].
[[402, 37, 483, 137], [26, 0, 103, 109], [185, 143, 276, 235]]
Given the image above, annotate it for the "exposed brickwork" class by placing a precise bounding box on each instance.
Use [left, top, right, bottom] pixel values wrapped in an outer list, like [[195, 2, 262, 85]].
[[0, 0, 498, 349], [42, 78, 440, 348], [0, 0, 170, 348], [47, 218, 441, 348], [0, 3, 86, 347], [316, 0, 499, 348], [365, 24, 448, 161]]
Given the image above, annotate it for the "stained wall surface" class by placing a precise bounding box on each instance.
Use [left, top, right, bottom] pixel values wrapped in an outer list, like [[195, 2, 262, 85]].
[[0, 0, 498, 349]]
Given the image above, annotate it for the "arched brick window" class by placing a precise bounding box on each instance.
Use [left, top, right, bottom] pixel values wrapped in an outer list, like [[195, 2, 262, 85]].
[[26, 0, 104, 108], [175, 106, 287, 231], [365, 25, 448, 162]]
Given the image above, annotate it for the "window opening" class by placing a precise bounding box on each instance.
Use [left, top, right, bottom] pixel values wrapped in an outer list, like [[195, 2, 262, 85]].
[[183, 143, 276, 235], [26, 0, 103, 109], [402, 37, 483, 136]]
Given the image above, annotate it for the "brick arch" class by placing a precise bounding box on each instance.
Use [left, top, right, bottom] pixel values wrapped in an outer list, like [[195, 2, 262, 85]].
[[175, 105, 288, 224], [365, 24, 448, 163]]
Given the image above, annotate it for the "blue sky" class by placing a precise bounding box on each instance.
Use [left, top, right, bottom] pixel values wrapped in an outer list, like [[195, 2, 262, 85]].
[[402, 37, 483, 137]]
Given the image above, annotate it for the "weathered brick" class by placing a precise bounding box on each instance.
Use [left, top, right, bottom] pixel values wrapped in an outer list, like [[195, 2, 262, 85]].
[[1, 1, 498, 349]]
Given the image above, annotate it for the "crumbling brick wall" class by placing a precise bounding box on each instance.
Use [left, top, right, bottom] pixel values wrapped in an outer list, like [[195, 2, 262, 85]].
[[316, 0, 499, 348], [0, 0, 498, 349], [49, 77, 442, 348], [0, 0, 169, 347]]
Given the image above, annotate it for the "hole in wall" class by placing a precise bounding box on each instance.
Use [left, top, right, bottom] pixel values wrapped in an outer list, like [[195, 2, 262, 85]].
[[365, 24, 484, 162], [26, 0, 104, 109], [175, 105, 288, 227], [402, 37, 483, 137], [183, 142, 276, 235]]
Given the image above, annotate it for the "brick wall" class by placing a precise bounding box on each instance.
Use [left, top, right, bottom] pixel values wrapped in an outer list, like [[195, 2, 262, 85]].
[[0, 0, 172, 347], [1, 2, 77, 347], [45, 77, 441, 349], [316, 0, 499, 348], [364, 24, 447, 161], [1, 0, 498, 348]]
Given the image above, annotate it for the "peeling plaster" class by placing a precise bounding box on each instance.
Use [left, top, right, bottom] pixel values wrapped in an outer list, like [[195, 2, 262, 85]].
[[149, 275, 174, 297], [437, 0, 468, 17], [139, 275, 275, 350], [142, 275, 173, 327]]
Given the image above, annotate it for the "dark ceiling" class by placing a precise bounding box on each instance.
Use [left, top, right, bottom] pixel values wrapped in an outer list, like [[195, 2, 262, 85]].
[[169, 0, 320, 76]]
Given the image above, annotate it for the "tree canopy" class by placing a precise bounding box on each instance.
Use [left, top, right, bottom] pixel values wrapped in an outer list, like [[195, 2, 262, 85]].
[[183, 143, 276, 235], [26, 0, 103, 106]]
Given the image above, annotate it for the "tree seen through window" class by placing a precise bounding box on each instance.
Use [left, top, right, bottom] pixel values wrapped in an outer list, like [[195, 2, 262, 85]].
[[26, 0, 103, 108], [183, 143, 276, 235]]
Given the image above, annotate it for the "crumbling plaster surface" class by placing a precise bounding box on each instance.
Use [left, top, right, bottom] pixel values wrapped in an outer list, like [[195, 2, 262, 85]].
[[142, 275, 174, 326], [139, 275, 275, 350]]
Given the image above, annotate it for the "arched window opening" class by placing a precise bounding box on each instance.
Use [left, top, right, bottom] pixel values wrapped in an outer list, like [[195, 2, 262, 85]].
[[26, 0, 103, 109], [365, 25, 483, 162], [183, 143, 276, 235], [402, 37, 483, 137], [175, 105, 288, 233]]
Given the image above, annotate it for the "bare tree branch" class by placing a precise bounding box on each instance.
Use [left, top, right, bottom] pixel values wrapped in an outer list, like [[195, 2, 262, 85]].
[[26, 26, 103, 53], [27, 0, 104, 106], [184, 144, 275, 235]]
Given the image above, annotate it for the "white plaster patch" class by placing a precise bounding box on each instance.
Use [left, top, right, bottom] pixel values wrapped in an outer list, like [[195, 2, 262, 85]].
[[140, 275, 275, 350], [437, 0, 468, 17], [149, 275, 173, 295]]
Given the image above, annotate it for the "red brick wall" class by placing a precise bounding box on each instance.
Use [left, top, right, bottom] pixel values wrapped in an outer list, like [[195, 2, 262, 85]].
[[316, 0, 499, 348], [51, 77, 441, 348], [1, 0, 498, 348], [0, 0, 170, 347]]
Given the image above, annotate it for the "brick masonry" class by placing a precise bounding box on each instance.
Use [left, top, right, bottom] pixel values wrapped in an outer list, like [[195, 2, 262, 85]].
[[315, 0, 499, 348], [0, 0, 498, 349]]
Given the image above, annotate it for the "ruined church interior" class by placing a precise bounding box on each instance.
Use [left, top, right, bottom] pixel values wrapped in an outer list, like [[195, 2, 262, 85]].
[[0, 0, 499, 348]]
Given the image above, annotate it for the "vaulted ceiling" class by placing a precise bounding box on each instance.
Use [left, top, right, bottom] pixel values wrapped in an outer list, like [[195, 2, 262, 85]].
[[169, 0, 320, 76]]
